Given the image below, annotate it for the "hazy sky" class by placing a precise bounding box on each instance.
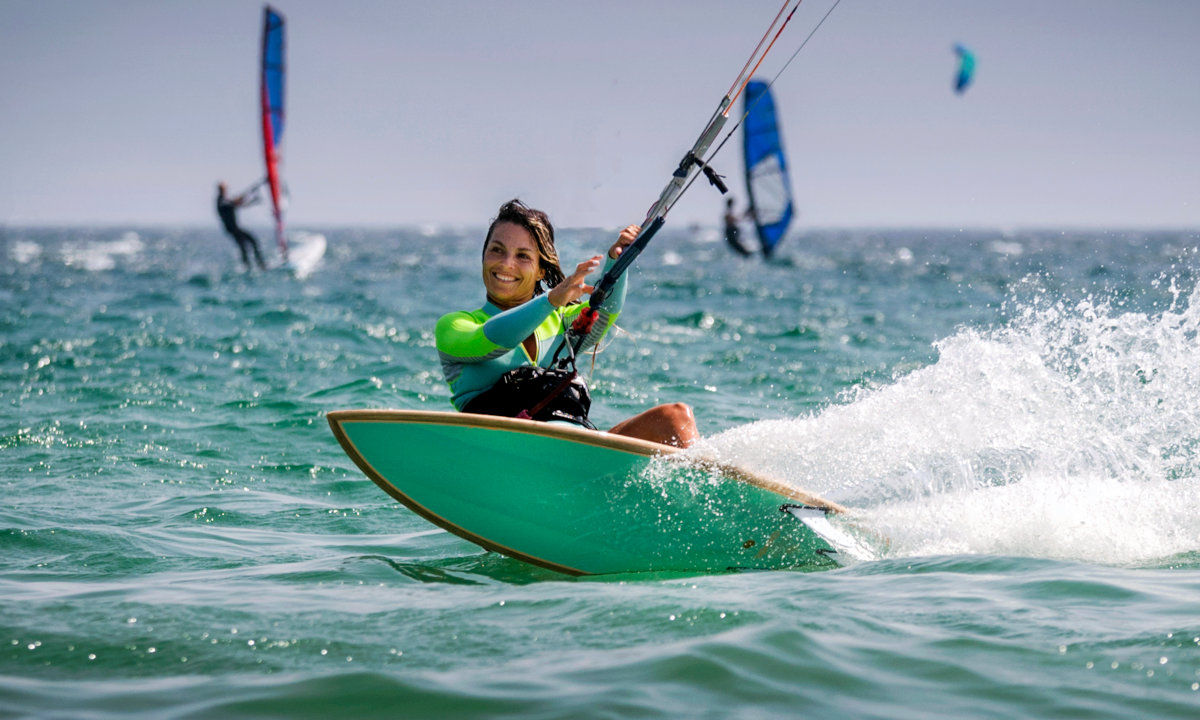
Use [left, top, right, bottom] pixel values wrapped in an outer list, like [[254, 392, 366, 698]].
[[2, 0, 1197, 230]]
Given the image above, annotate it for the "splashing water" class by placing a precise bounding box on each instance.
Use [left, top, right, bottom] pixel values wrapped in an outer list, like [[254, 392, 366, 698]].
[[702, 279, 1200, 566]]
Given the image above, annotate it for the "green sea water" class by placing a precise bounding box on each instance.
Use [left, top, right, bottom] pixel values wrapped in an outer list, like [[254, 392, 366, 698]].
[[2, 225, 1198, 719]]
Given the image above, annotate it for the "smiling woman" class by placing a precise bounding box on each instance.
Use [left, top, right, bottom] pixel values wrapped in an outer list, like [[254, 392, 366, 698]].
[[434, 199, 698, 448]]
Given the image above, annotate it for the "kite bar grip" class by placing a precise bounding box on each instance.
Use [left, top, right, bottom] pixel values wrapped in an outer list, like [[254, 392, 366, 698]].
[[570, 306, 598, 335]]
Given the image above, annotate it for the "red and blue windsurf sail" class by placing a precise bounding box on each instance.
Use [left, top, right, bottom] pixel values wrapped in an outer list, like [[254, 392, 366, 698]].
[[260, 5, 287, 256], [742, 80, 794, 258]]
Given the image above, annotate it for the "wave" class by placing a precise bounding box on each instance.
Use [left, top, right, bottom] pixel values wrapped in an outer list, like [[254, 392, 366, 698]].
[[704, 276, 1200, 566]]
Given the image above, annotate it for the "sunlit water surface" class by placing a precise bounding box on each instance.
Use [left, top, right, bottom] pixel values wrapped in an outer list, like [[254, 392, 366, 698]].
[[2, 226, 1198, 718]]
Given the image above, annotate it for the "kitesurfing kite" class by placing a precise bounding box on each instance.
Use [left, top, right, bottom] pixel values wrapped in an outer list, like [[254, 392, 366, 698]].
[[742, 80, 795, 258], [953, 43, 975, 94]]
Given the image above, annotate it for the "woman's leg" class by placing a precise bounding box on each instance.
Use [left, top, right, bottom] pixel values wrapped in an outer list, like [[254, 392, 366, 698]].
[[608, 402, 698, 448]]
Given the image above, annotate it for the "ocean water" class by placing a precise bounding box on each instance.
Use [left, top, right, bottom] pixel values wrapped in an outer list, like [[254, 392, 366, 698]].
[[2, 224, 1198, 719]]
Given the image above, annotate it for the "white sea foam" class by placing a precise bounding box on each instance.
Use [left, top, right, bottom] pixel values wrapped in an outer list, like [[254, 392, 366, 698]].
[[989, 240, 1024, 256], [287, 232, 326, 280], [702, 277, 1200, 566], [10, 240, 41, 264], [60, 232, 144, 271]]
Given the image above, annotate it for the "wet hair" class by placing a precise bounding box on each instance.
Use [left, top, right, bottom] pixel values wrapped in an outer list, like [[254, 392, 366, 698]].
[[482, 199, 564, 295]]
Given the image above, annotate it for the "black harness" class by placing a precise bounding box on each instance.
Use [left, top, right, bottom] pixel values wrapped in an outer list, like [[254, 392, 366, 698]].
[[462, 364, 594, 429], [462, 306, 597, 429]]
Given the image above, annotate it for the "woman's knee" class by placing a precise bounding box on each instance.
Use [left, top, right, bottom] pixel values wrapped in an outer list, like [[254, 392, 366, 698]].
[[657, 403, 698, 446], [607, 402, 698, 448], [656, 402, 695, 424]]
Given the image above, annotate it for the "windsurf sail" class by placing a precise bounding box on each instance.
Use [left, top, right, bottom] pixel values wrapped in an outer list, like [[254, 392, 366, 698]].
[[260, 5, 287, 257], [742, 80, 794, 258]]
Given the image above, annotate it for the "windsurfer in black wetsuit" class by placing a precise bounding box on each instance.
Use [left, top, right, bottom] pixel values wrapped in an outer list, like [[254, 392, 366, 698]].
[[216, 182, 267, 270], [723, 197, 754, 257]]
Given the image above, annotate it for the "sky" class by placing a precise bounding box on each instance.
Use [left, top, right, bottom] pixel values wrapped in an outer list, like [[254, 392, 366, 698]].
[[1, 0, 1198, 230]]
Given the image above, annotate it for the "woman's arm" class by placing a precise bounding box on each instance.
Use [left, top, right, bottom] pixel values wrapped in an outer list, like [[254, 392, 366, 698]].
[[483, 250, 609, 347], [592, 225, 638, 313], [481, 295, 555, 348], [434, 297, 552, 363]]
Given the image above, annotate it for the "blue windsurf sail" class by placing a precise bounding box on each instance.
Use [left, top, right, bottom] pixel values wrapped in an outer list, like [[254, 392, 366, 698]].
[[260, 5, 287, 255], [742, 80, 794, 258]]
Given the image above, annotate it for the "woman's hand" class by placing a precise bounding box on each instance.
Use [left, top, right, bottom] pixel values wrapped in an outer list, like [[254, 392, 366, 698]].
[[547, 255, 603, 308], [608, 225, 641, 260]]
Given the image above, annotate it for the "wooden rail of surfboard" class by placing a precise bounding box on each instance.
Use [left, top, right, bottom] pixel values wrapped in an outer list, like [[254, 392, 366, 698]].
[[326, 409, 845, 515]]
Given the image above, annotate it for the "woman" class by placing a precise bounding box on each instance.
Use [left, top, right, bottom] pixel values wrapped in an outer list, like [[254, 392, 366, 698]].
[[435, 199, 698, 448]]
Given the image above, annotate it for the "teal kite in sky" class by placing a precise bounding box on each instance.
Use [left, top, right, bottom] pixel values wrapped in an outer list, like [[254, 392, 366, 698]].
[[954, 43, 975, 94]]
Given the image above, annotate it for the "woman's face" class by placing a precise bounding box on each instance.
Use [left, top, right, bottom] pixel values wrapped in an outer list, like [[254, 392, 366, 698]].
[[482, 221, 544, 308]]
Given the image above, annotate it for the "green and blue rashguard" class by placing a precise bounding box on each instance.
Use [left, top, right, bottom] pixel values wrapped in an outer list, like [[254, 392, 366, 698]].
[[435, 260, 627, 411]]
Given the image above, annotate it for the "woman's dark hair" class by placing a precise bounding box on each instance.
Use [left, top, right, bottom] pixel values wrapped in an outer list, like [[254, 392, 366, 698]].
[[483, 199, 564, 295]]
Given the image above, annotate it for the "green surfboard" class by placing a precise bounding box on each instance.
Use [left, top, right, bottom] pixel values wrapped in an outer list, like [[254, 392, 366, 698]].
[[328, 409, 854, 576]]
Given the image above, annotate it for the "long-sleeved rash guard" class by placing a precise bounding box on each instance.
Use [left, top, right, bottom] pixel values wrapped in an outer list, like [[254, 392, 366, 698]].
[[435, 258, 627, 411]]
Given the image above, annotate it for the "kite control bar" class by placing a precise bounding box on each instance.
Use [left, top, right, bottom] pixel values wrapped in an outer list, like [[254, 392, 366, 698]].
[[559, 0, 813, 358]]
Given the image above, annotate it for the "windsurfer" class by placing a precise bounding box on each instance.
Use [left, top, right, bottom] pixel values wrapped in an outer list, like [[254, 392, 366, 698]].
[[435, 199, 699, 448], [723, 197, 754, 257], [216, 181, 267, 271]]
